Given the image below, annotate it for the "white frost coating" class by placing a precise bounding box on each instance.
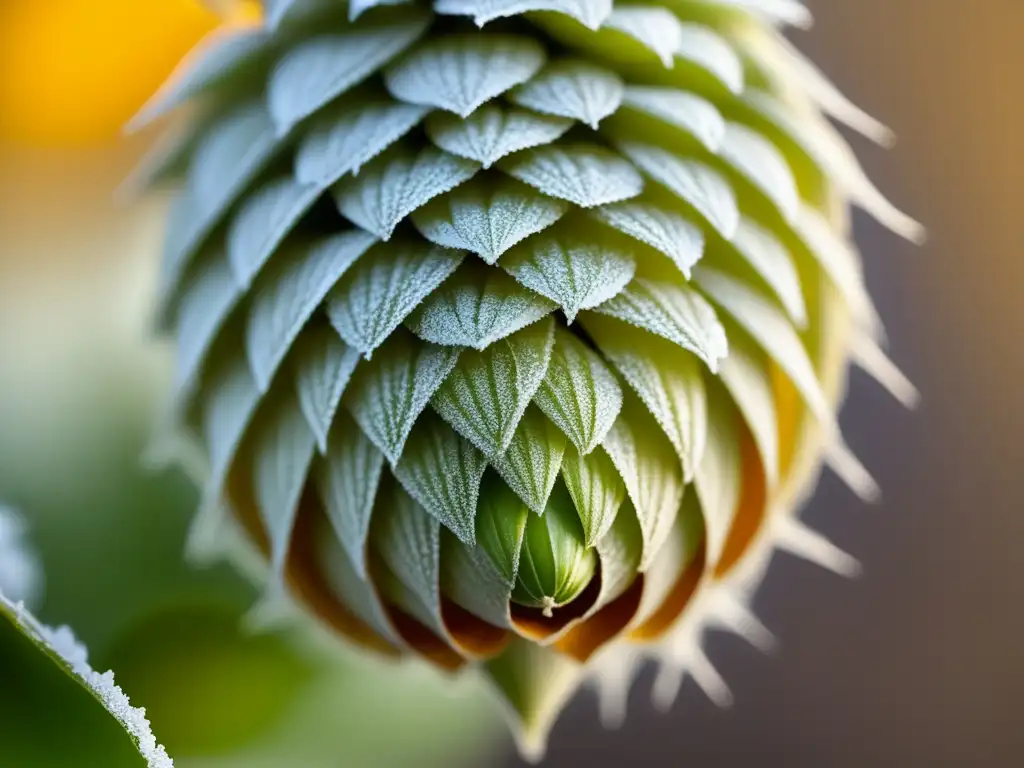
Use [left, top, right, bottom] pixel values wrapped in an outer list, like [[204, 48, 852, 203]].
[[510, 59, 624, 129], [503, 144, 645, 209], [621, 86, 726, 151], [0, 593, 174, 768], [435, 0, 612, 31], [603, 6, 684, 69], [0, 506, 42, 608]]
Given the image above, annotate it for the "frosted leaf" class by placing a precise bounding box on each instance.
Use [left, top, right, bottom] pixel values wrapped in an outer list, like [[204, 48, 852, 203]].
[[590, 497, 644, 606], [603, 7, 684, 68], [589, 201, 704, 279], [601, 400, 684, 571], [267, 12, 431, 134], [246, 230, 377, 392], [441, 527, 516, 627], [386, 35, 546, 117], [533, 327, 622, 455], [326, 240, 465, 357], [510, 59, 624, 129], [0, 594, 174, 767], [620, 86, 725, 151], [426, 105, 572, 169], [718, 331, 779, 485], [315, 410, 386, 577], [561, 443, 626, 547], [728, 217, 807, 326], [129, 25, 270, 130], [792, 205, 877, 329], [393, 410, 488, 544], [372, 485, 444, 635], [118, 112, 208, 200], [435, 0, 612, 30], [692, 0, 811, 27], [432, 315, 555, 459], [501, 235, 635, 324], [294, 100, 430, 187], [344, 330, 460, 464], [719, 122, 800, 223], [584, 316, 707, 482], [618, 142, 738, 238], [696, 266, 833, 428], [227, 176, 322, 288], [0, 507, 41, 608], [158, 102, 281, 311], [406, 260, 556, 349], [292, 322, 362, 453], [201, 351, 262, 501], [693, 387, 741, 566], [413, 177, 569, 264], [591, 277, 728, 373], [492, 406, 567, 515], [502, 144, 644, 208], [252, 394, 318, 579], [674, 23, 743, 93], [173, 250, 240, 398], [350, 0, 412, 20], [332, 145, 480, 240]]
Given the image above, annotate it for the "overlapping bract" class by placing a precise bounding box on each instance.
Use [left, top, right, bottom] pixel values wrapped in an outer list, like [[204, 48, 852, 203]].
[[140, 0, 917, 756]]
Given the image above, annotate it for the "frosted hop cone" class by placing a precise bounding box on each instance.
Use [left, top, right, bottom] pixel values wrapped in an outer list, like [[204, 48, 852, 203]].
[[136, 0, 921, 758]]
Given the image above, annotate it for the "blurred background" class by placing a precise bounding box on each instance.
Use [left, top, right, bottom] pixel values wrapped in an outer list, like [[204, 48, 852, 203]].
[[0, 1, 1020, 766]]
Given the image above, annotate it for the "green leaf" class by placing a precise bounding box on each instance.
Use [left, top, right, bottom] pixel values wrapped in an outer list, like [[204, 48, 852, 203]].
[[432, 316, 555, 458], [227, 176, 322, 288], [440, 529, 514, 628], [332, 145, 480, 241], [502, 143, 644, 208], [692, 0, 811, 27], [128, 27, 270, 130], [583, 315, 707, 481], [493, 406, 567, 515], [412, 177, 569, 264], [172, 249, 240, 399], [294, 100, 430, 187], [719, 122, 800, 223], [510, 59, 624, 128], [476, 473, 530, 584], [560, 442, 626, 547], [589, 200, 705, 279], [426, 105, 572, 169], [291, 321, 362, 454], [436, 0, 612, 30], [314, 410, 386, 578], [693, 385, 742, 566], [717, 330, 779, 486], [601, 399, 684, 571], [591, 496, 643, 604], [267, 12, 431, 134], [674, 23, 743, 93], [406, 260, 556, 350], [251, 393, 318, 578], [501, 235, 636, 323], [620, 86, 725, 151], [0, 595, 173, 768], [372, 484, 445, 636], [512, 483, 596, 614], [603, 6, 685, 69], [590, 277, 728, 373], [394, 411, 489, 545], [246, 230, 377, 392], [386, 35, 546, 117], [618, 142, 738, 237], [349, 0, 412, 21], [533, 327, 622, 455], [695, 266, 833, 427], [326, 239, 465, 357], [344, 330, 460, 464]]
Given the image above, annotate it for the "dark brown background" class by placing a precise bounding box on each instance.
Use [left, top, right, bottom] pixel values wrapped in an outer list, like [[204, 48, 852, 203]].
[[504, 2, 1024, 765]]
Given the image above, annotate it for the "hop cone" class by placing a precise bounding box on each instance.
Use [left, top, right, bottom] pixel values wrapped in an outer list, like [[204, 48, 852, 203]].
[[135, 0, 921, 756]]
